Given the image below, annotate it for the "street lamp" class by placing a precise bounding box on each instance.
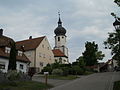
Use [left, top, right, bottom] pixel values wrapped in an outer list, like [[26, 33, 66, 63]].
[[113, 17, 120, 30]]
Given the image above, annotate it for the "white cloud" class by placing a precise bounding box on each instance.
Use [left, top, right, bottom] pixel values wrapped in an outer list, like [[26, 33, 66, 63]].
[[0, 0, 118, 63]]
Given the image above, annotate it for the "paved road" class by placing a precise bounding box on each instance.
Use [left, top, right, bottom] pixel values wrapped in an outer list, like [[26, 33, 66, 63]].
[[50, 72, 120, 90]]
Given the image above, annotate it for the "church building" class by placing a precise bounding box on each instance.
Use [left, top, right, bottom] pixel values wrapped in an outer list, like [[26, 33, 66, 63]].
[[53, 13, 69, 64]]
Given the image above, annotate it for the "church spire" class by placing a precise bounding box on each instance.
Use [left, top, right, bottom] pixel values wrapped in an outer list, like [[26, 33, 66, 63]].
[[58, 12, 62, 26]]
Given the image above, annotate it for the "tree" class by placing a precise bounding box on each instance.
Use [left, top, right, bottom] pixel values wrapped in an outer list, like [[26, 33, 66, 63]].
[[76, 56, 86, 68], [8, 42, 17, 70], [96, 51, 105, 61], [82, 41, 104, 66], [104, 0, 120, 66], [114, 0, 120, 6], [104, 28, 120, 66]]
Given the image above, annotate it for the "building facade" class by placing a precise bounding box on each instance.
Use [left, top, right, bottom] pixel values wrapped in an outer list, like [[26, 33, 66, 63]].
[[16, 36, 55, 72], [0, 29, 30, 73]]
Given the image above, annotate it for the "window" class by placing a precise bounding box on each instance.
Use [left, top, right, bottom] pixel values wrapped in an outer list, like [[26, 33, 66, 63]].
[[42, 45, 44, 48], [0, 64, 5, 69], [58, 37, 60, 41], [20, 64, 24, 69], [49, 56, 51, 60], [43, 54, 45, 58], [62, 37, 64, 39], [48, 47, 49, 50], [18, 51, 23, 56], [5, 47, 11, 53], [40, 62, 43, 67], [39, 53, 41, 57]]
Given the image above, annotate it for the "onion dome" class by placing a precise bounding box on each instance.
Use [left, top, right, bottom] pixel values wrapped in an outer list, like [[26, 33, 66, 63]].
[[54, 14, 66, 36], [0, 29, 14, 47]]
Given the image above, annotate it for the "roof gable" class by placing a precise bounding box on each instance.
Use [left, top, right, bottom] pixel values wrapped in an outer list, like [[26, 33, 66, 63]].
[[0, 48, 30, 62], [16, 36, 45, 51], [52, 49, 66, 57]]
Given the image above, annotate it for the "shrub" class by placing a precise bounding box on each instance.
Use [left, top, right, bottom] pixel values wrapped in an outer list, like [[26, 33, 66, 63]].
[[61, 67, 69, 76], [71, 66, 84, 75], [52, 69, 63, 76], [42, 66, 52, 74], [6, 70, 31, 81], [6, 70, 19, 81]]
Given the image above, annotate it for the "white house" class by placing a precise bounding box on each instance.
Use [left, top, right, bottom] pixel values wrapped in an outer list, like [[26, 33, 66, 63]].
[[0, 29, 30, 73]]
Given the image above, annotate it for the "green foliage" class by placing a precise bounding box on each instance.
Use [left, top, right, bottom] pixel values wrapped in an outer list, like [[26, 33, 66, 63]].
[[6, 70, 19, 81], [96, 51, 105, 60], [104, 30, 120, 66], [70, 66, 84, 75], [114, 0, 120, 6], [6, 70, 31, 81], [0, 81, 53, 90], [8, 42, 17, 70], [113, 81, 120, 90], [61, 67, 69, 76], [42, 65, 52, 74], [52, 69, 63, 75], [82, 41, 104, 66]]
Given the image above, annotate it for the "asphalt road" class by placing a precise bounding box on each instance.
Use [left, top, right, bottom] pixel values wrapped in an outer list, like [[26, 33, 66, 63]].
[[50, 72, 120, 90]]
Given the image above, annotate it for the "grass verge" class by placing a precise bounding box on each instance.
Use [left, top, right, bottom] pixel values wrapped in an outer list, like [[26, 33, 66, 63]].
[[40, 75, 79, 80], [113, 81, 120, 90], [0, 81, 53, 90]]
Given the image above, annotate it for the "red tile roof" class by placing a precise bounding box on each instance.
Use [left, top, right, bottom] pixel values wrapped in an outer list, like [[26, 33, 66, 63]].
[[0, 48, 30, 62], [52, 49, 66, 57], [16, 36, 45, 51]]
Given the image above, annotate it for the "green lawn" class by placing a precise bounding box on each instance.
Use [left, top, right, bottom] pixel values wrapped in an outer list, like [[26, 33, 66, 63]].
[[41, 75, 79, 80], [113, 81, 120, 90], [0, 81, 53, 90]]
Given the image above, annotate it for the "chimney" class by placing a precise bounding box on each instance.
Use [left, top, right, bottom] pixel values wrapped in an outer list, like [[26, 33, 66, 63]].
[[0, 29, 3, 36], [29, 36, 32, 39]]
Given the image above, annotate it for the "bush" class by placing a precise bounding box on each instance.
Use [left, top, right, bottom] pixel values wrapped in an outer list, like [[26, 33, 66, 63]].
[[52, 69, 63, 76], [70, 66, 85, 75], [61, 67, 69, 76], [6, 70, 19, 81], [42, 66, 52, 74], [6, 70, 31, 81]]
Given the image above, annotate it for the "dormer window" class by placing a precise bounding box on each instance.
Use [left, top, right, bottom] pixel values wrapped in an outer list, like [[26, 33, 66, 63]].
[[5, 47, 11, 54], [18, 51, 23, 56]]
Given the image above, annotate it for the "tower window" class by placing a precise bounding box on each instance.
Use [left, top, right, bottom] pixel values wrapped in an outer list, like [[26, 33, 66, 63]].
[[62, 37, 64, 38], [58, 37, 60, 41]]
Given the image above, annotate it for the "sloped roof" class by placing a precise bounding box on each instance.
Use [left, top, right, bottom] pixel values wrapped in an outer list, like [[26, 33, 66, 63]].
[[0, 48, 30, 62], [0, 35, 14, 47], [16, 36, 45, 51], [52, 49, 66, 57]]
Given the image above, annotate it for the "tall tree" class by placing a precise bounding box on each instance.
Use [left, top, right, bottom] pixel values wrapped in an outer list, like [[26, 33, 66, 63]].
[[82, 42, 98, 66], [82, 41, 104, 66], [8, 42, 17, 70], [114, 0, 120, 6], [104, 0, 120, 66]]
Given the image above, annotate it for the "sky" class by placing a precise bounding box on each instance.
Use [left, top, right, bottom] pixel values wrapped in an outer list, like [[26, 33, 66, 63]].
[[0, 0, 119, 63]]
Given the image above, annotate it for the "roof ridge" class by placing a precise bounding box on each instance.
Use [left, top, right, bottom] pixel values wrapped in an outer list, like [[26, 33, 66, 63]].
[[16, 36, 45, 43]]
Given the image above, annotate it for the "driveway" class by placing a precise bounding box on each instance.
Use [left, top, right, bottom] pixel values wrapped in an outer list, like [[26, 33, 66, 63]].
[[50, 72, 120, 90]]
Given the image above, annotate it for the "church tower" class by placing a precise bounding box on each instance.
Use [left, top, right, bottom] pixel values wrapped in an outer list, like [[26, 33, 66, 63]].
[[54, 13, 69, 63]]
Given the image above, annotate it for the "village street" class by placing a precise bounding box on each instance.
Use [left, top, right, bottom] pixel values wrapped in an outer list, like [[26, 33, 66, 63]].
[[47, 72, 120, 90], [33, 72, 120, 90]]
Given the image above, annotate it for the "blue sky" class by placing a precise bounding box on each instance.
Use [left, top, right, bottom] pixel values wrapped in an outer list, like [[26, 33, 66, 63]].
[[0, 0, 119, 62]]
